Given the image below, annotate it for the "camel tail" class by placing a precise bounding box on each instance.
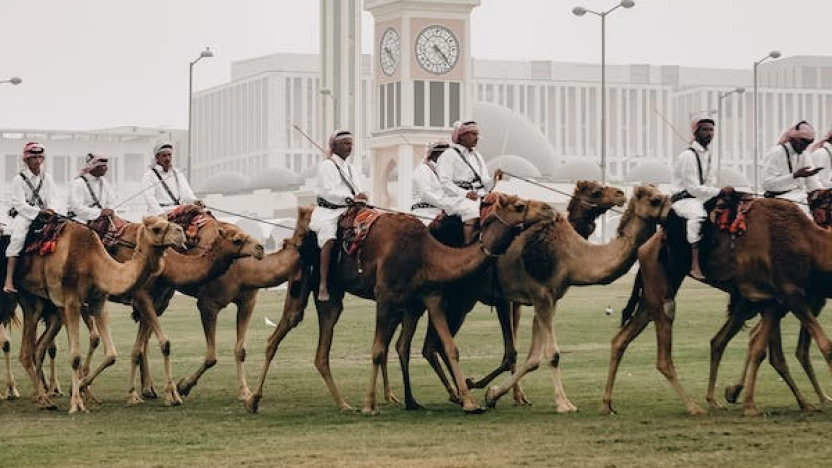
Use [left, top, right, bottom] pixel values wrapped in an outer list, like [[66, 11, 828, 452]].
[[620, 269, 643, 327]]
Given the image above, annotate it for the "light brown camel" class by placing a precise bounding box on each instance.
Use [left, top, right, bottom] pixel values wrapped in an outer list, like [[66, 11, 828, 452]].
[[167, 206, 313, 400], [461, 185, 670, 412], [601, 195, 832, 416], [246, 194, 554, 414], [403, 180, 627, 409], [33, 210, 265, 406], [15, 215, 185, 413]]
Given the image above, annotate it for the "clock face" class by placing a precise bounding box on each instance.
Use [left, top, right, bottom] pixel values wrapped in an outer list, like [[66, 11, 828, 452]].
[[379, 27, 401, 77], [414, 24, 459, 75]]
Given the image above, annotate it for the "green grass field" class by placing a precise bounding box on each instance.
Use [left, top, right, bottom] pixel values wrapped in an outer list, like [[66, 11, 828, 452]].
[[2, 276, 832, 467]]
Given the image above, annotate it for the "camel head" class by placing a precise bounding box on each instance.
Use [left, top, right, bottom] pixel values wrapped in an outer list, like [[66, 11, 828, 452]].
[[478, 194, 555, 255], [139, 216, 187, 250], [627, 185, 671, 223], [216, 223, 266, 260], [573, 180, 626, 211]]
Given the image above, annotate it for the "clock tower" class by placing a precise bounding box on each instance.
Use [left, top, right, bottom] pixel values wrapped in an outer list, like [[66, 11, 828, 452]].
[[365, 0, 480, 209]]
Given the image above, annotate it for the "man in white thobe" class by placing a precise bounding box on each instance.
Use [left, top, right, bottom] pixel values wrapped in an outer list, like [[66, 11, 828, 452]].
[[141, 143, 200, 215], [762, 120, 822, 213], [69, 153, 117, 223], [411, 141, 451, 225]]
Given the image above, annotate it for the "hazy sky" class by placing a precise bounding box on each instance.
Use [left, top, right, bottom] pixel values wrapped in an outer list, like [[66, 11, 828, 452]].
[[1, 0, 831, 130]]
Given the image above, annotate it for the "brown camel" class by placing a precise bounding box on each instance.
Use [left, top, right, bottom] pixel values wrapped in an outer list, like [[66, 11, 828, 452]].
[[1, 301, 19, 400], [443, 185, 669, 412], [404, 180, 627, 409], [15, 215, 185, 413], [33, 208, 265, 406], [246, 194, 554, 414], [601, 195, 832, 416], [166, 206, 313, 400]]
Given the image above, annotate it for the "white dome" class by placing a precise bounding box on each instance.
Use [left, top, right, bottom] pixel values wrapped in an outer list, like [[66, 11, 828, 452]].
[[472, 102, 558, 177], [486, 155, 542, 178], [197, 171, 250, 195], [301, 163, 320, 180], [552, 159, 601, 182], [626, 161, 672, 184], [250, 167, 303, 191]]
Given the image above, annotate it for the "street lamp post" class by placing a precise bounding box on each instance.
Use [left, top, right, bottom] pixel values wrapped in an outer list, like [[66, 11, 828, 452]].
[[716, 86, 745, 185], [753, 50, 781, 193], [0, 77, 22, 86], [188, 47, 214, 182], [573, 0, 635, 241]]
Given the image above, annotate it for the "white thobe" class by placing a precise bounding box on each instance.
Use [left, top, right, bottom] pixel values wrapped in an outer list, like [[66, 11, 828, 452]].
[[411, 161, 447, 225], [6, 168, 59, 257], [436, 144, 495, 221], [809, 142, 832, 189], [762, 142, 821, 211], [69, 174, 117, 222], [309, 156, 362, 247], [670, 142, 720, 244], [141, 164, 198, 215]]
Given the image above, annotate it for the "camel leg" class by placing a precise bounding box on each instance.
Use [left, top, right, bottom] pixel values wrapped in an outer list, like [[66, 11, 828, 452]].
[[126, 319, 153, 405], [485, 301, 551, 410], [786, 295, 832, 378], [362, 300, 401, 414], [245, 291, 310, 414], [177, 301, 220, 398], [233, 297, 256, 401], [742, 308, 776, 417], [78, 303, 117, 387], [706, 307, 746, 410], [80, 310, 100, 381], [795, 324, 832, 405], [1, 322, 20, 400], [397, 306, 425, 410], [17, 295, 54, 409], [135, 293, 181, 407], [766, 314, 815, 412], [467, 301, 528, 405], [421, 323, 461, 405], [600, 303, 653, 415], [61, 298, 87, 414], [34, 311, 62, 395], [424, 295, 484, 414], [654, 299, 704, 416], [723, 321, 759, 404], [313, 297, 352, 411]]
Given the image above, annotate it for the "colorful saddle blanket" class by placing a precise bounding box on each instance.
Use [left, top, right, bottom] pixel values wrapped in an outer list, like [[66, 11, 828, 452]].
[[338, 205, 382, 255], [708, 189, 756, 236], [24, 213, 68, 256], [87, 215, 130, 249], [808, 189, 832, 230], [166, 204, 215, 248]]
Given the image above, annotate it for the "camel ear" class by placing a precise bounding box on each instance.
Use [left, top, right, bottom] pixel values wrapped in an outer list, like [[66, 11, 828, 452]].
[[142, 216, 152, 225], [633, 185, 646, 198], [577, 180, 588, 190]]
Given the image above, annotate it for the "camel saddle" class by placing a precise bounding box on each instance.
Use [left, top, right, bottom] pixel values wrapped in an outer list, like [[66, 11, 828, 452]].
[[23, 213, 68, 256], [166, 204, 215, 248], [808, 189, 832, 230], [87, 215, 130, 250], [337, 204, 382, 256], [706, 188, 756, 237], [429, 192, 502, 247]]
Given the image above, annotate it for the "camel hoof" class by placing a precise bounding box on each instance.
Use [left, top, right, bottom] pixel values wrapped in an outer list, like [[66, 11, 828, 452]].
[[743, 406, 763, 417], [819, 394, 832, 406], [4, 385, 20, 400], [48, 385, 64, 397], [800, 404, 820, 414], [244, 395, 261, 414], [339, 404, 357, 413], [465, 377, 482, 390], [35, 396, 57, 410], [707, 399, 727, 411], [687, 404, 705, 416], [176, 379, 193, 397], [448, 393, 463, 406], [125, 392, 144, 406], [513, 392, 533, 407], [724, 385, 743, 404], [555, 400, 578, 414], [463, 406, 487, 415], [384, 392, 400, 405], [405, 400, 425, 411], [361, 407, 379, 416], [485, 386, 499, 409], [142, 386, 159, 400], [599, 402, 617, 416]]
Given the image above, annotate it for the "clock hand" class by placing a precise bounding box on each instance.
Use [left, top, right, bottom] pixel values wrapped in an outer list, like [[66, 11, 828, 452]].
[[385, 46, 395, 62], [432, 44, 451, 66]]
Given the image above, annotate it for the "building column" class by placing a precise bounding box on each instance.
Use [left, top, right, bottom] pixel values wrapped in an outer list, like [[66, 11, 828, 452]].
[[396, 144, 414, 212]]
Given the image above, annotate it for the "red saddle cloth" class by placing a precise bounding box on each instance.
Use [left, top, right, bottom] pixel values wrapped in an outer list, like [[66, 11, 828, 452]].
[[338, 205, 382, 255], [709, 190, 756, 236], [24, 214, 68, 256], [808, 189, 832, 230], [165, 204, 215, 248]]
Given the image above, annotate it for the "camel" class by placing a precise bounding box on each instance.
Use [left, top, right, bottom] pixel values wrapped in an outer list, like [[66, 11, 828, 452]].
[[15, 215, 185, 413], [1, 301, 19, 400], [245, 194, 555, 414], [162, 206, 313, 401], [420, 185, 669, 412], [31, 208, 265, 406], [405, 180, 627, 409], [601, 195, 832, 416]]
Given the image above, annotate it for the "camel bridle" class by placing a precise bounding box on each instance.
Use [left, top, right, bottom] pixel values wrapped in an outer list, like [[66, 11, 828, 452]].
[[478, 201, 540, 257]]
